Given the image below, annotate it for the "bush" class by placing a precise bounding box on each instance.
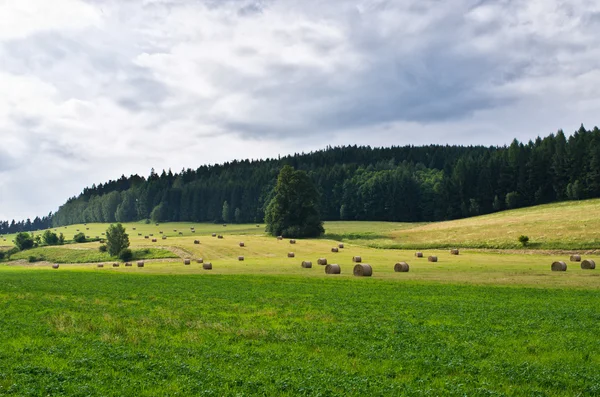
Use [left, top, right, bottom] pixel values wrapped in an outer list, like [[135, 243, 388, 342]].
[[42, 230, 60, 245], [98, 245, 108, 253], [119, 248, 133, 262], [15, 232, 34, 250], [28, 255, 40, 263], [73, 232, 86, 243], [518, 235, 530, 246]]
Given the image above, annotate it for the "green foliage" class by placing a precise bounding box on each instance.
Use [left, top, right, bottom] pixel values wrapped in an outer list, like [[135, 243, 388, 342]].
[[42, 230, 59, 245], [234, 207, 241, 223], [119, 248, 133, 262], [105, 223, 130, 257], [73, 232, 86, 243], [505, 191, 520, 209], [150, 204, 162, 223], [222, 201, 230, 223], [27, 255, 39, 263], [58, 232, 65, 245], [14, 232, 34, 250], [518, 235, 530, 246], [265, 165, 324, 238], [1, 272, 599, 395], [98, 244, 108, 253]]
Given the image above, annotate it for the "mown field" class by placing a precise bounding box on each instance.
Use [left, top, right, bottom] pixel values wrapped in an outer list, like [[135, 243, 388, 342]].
[[1, 271, 599, 396], [1, 201, 600, 395]]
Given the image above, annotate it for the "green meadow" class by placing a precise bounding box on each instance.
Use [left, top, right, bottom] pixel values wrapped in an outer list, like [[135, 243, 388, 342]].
[[1, 200, 600, 395]]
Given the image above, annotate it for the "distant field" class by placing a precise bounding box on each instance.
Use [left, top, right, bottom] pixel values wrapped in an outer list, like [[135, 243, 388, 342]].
[[0, 271, 598, 396], [9, 247, 176, 264]]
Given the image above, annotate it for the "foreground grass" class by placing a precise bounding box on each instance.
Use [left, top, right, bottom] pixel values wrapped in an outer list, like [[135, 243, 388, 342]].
[[9, 247, 177, 264], [0, 270, 598, 396]]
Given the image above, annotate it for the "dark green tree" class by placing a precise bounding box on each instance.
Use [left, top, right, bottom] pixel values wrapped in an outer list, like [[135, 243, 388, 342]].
[[42, 230, 59, 245], [222, 201, 230, 223], [105, 223, 130, 257], [15, 232, 34, 250], [265, 165, 324, 238]]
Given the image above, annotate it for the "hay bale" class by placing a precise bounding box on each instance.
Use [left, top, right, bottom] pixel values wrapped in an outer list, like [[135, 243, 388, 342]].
[[223, 224, 227, 227], [173, 229, 177, 232], [194, 240, 200, 244], [287, 252, 295, 258], [581, 259, 596, 270], [212, 233, 217, 237], [217, 235, 223, 239], [125, 262, 132, 267], [162, 236, 167, 240], [112, 263, 119, 267], [203, 262, 212, 270], [159, 231, 163, 234], [152, 238, 157, 242], [150, 234, 154, 236], [290, 239, 296, 244], [415, 252, 423, 258], [97, 264, 104, 268], [256, 224, 260, 227], [394, 262, 410, 272], [570, 255, 581, 262], [428, 256, 438, 262], [184, 259, 191, 265], [450, 249, 459, 255], [317, 258, 327, 266], [179, 232, 183, 235], [551, 261, 567, 271], [352, 256, 362, 263], [238, 256, 244, 261], [301, 261, 312, 268], [52, 264, 59, 269], [192, 230, 196, 233], [155, 223, 159, 226], [338, 243, 344, 249], [132, 228, 136, 230], [239, 242, 245, 247], [137, 261, 144, 267], [197, 258, 204, 264], [277, 236, 283, 240], [353, 263, 373, 277], [331, 247, 339, 253], [138, 233, 142, 236], [325, 264, 341, 274]]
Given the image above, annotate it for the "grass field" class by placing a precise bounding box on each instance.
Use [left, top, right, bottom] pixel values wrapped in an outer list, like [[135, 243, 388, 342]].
[[1, 201, 600, 395]]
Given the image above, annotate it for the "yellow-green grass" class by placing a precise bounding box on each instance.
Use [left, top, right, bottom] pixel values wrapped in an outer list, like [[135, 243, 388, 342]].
[[9, 246, 176, 264], [5, 232, 599, 289]]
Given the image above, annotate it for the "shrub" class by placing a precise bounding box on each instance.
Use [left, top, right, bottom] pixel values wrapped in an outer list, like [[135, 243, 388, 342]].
[[28, 255, 40, 263], [42, 230, 60, 245], [73, 232, 86, 243], [518, 235, 529, 246], [15, 232, 34, 250], [119, 248, 133, 262], [98, 245, 108, 253]]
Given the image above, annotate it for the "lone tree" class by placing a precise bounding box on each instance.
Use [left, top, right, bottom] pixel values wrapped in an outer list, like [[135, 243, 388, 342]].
[[14, 232, 34, 250], [105, 223, 130, 257], [265, 165, 324, 238]]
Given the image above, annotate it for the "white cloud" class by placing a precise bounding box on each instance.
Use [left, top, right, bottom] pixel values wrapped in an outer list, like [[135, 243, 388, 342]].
[[0, 0, 599, 220]]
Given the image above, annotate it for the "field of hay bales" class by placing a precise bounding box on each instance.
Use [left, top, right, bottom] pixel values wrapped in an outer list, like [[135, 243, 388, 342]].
[[1, 201, 600, 395]]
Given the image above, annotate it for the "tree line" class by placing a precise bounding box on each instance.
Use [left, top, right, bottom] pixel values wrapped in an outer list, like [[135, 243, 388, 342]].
[[1, 125, 599, 233]]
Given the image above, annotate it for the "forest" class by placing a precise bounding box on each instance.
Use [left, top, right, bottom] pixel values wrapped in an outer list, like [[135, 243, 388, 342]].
[[2, 125, 599, 235]]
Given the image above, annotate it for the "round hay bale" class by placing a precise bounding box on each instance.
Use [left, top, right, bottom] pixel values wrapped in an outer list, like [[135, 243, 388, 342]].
[[256, 224, 260, 227], [192, 230, 196, 233], [450, 249, 459, 255], [223, 224, 227, 227], [125, 262, 132, 267], [138, 233, 142, 236], [97, 264, 104, 268], [581, 259, 596, 270], [301, 261, 312, 268], [290, 239, 296, 244], [112, 263, 119, 267], [203, 262, 212, 270], [137, 261, 144, 267], [570, 254, 581, 262], [415, 252, 423, 258], [212, 233, 217, 237], [184, 259, 191, 265], [150, 234, 154, 236], [428, 256, 438, 262], [178, 232, 183, 235], [196, 258, 204, 264], [152, 238, 157, 242], [394, 262, 410, 272], [159, 231, 163, 234], [132, 228, 136, 230], [338, 243, 344, 249], [52, 264, 59, 269], [331, 247, 339, 253], [173, 229, 177, 232], [352, 256, 362, 263], [317, 258, 327, 266], [277, 236, 283, 240], [217, 235, 223, 239], [551, 261, 567, 271], [162, 236, 167, 240], [99, 239, 105, 243], [155, 223, 159, 226], [287, 252, 295, 258], [353, 263, 372, 277], [194, 240, 200, 244], [238, 256, 244, 261], [325, 264, 341, 274], [239, 242, 245, 247]]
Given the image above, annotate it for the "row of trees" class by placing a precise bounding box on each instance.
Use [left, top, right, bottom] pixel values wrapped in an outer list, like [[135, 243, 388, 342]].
[[3, 125, 599, 230]]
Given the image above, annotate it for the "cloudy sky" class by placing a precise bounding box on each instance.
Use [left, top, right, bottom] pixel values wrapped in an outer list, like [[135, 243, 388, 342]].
[[1, 0, 600, 221]]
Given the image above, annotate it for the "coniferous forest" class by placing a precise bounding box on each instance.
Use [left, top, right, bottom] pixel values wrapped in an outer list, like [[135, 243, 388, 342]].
[[2, 125, 600, 234]]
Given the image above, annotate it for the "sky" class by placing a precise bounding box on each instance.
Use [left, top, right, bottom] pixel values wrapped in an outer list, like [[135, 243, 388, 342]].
[[1, 0, 600, 221]]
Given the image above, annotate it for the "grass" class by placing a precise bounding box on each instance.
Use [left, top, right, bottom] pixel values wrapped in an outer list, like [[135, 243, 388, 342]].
[[0, 271, 598, 396], [9, 247, 176, 264]]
